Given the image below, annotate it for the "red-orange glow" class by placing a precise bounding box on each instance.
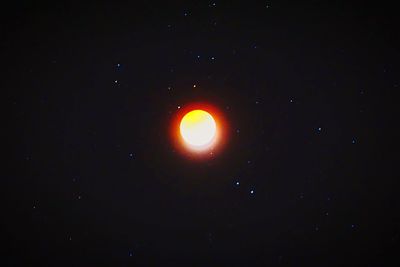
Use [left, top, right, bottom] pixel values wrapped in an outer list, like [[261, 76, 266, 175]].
[[170, 102, 229, 159]]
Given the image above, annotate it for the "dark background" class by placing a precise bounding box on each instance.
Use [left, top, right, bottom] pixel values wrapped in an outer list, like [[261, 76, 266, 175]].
[[4, 1, 399, 266]]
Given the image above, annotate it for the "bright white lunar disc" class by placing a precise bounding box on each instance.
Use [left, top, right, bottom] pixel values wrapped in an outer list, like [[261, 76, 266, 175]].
[[180, 110, 217, 149]]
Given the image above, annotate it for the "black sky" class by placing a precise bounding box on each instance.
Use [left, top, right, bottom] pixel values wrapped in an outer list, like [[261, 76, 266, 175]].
[[4, 1, 400, 266]]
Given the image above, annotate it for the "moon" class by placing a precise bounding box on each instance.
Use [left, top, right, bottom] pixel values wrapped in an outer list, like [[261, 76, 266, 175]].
[[179, 109, 217, 150]]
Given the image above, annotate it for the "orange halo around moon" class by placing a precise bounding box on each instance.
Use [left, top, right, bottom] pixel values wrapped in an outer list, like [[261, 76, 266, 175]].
[[170, 103, 228, 158]]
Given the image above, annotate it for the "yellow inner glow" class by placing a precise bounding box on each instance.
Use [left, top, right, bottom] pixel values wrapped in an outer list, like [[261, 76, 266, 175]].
[[180, 110, 217, 148]]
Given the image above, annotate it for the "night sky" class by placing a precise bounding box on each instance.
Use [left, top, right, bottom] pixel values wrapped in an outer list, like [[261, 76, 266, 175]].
[[5, 1, 399, 266]]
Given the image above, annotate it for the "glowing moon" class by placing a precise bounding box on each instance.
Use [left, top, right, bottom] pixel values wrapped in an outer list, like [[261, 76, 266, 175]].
[[180, 109, 217, 150]]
